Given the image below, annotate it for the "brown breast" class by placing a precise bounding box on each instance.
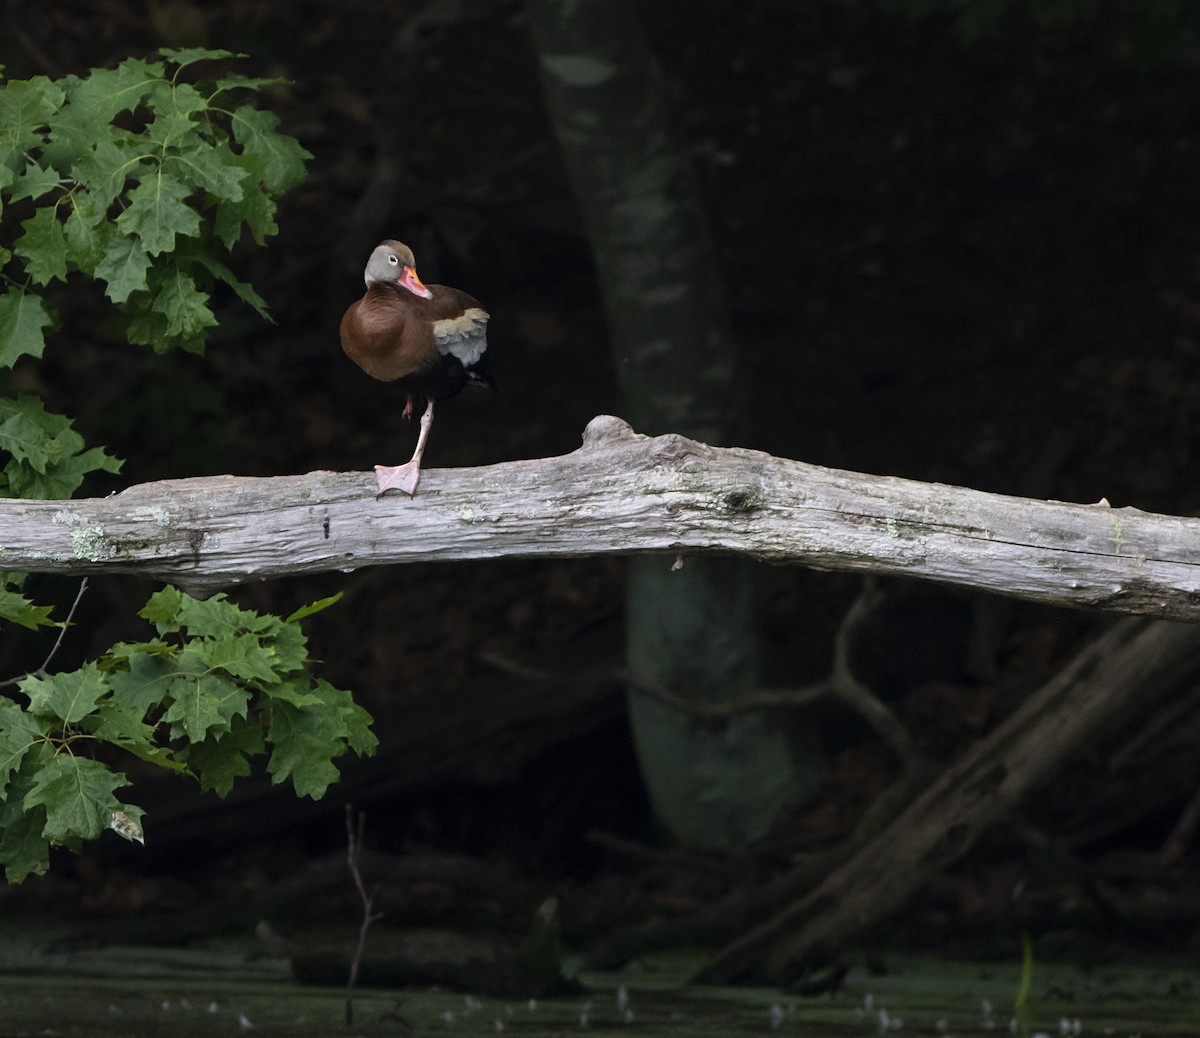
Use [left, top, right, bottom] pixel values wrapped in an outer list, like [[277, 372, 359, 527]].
[[339, 283, 486, 384]]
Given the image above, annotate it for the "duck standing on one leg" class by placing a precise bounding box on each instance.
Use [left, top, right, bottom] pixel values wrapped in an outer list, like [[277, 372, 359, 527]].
[[339, 240, 495, 496]]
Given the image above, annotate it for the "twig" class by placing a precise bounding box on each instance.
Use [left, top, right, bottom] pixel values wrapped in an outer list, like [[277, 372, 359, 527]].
[[0, 577, 88, 688], [479, 579, 920, 772], [344, 804, 383, 1027]]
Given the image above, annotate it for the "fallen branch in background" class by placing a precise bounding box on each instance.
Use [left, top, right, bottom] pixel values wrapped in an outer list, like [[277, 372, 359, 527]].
[[692, 615, 1200, 986], [3, 416, 1200, 620]]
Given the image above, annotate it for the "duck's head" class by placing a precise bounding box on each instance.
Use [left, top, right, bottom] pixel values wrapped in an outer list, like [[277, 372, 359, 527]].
[[363, 240, 433, 299]]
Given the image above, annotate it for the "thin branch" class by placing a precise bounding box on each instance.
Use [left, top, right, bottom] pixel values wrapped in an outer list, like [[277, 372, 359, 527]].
[[479, 578, 920, 772], [0, 577, 88, 688], [344, 804, 383, 1027]]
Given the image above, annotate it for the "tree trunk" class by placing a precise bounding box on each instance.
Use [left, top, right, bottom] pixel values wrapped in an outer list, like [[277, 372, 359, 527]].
[[523, 0, 825, 849]]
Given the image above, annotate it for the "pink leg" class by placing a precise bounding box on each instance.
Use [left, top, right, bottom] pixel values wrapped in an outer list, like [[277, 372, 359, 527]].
[[375, 399, 435, 497]]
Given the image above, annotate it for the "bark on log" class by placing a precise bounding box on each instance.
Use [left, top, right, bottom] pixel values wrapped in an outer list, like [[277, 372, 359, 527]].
[[3, 415, 1200, 617], [693, 616, 1200, 985]]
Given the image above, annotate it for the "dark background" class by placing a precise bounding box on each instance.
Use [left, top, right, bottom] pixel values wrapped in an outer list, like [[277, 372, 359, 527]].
[[4, 0, 1200, 961]]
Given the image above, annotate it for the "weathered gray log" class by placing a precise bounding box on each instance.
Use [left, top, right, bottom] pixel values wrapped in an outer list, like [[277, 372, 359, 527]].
[[3, 415, 1200, 616]]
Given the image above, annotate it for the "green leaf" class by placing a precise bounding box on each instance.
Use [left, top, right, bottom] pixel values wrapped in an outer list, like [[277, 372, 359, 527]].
[[14, 207, 68, 286], [0, 288, 52, 367], [139, 585, 184, 631], [95, 235, 151, 303], [285, 592, 344, 624], [159, 47, 243, 69], [4, 444, 121, 500], [104, 648, 177, 720], [0, 698, 50, 794], [151, 266, 217, 339], [23, 753, 128, 842], [0, 395, 121, 500], [0, 76, 62, 166], [115, 172, 201, 256], [20, 663, 110, 724], [229, 105, 310, 193], [181, 243, 269, 319], [182, 715, 263, 796], [9, 162, 62, 203], [0, 586, 57, 630], [0, 396, 57, 470], [205, 633, 282, 684], [213, 159, 278, 247], [172, 139, 245, 201], [71, 135, 141, 211], [62, 59, 164, 125], [209, 72, 286, 98], [162, 656, 249, 740], [63, 199, 115, 271], [175, 591, 278, 639], [0, 766, 51, 882], [145, 108, 196, 150], [261, 677, 325, 708], [332, 682, 378, 757], [265, 700, 343, 799]]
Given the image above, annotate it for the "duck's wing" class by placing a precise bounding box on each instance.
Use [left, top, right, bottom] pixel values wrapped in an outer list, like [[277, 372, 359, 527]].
[[432, 306, 490, 368]]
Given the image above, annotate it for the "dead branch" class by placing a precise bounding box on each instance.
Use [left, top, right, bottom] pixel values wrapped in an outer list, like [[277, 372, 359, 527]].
[[1, 417, 1200, 620]]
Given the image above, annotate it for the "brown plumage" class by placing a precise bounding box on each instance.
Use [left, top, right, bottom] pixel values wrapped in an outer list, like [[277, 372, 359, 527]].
[[340, 240, 494, 496]]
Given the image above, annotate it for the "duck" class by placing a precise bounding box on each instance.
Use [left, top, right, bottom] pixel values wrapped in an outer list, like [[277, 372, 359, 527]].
[[339, 240, 495, 496]]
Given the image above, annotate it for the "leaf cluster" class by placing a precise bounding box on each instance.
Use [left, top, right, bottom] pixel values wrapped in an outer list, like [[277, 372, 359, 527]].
[[0, 47, 309, 361], [0, 587, 374, 883]]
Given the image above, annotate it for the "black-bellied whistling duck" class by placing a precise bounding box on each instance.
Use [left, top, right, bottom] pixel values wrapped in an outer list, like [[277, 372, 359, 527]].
[[340, 240, 495, 496]]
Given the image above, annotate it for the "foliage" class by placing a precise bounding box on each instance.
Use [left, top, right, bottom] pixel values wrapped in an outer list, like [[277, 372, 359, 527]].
[[0, 587, 374, 883], [0, 46, 309, 362], [0, 51, 370, 883]]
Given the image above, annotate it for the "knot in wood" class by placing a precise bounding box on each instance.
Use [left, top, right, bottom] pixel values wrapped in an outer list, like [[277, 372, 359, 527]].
[[649, 433, 701, 463], [723, 487, 760, 513], [581, 415, 635, 447]]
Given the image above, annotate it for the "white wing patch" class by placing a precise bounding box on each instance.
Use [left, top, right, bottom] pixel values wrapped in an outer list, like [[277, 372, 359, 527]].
[[433, 307, 489, 366]]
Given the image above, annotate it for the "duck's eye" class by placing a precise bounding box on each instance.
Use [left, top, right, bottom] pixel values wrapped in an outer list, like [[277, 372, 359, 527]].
[[387, 255, 398, 265]]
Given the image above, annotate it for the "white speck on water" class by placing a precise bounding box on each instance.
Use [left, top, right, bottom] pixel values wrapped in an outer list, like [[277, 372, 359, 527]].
[[161, 1000, 171, 1010], [935, 1019, 948, 1033], [238, 1014, 254, 1030], [465, 996, 482, 1011], [527, 998, 538, 1012], [622, 1009, 634, 1024], [616, 986, 628, 1011], [495, 1020, 505, 1032], [439, 1010, 455, 1023], [981, 998, 993, 1016], [770, 1003, 784, 1029], [208, 1001, 219, 1014]]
